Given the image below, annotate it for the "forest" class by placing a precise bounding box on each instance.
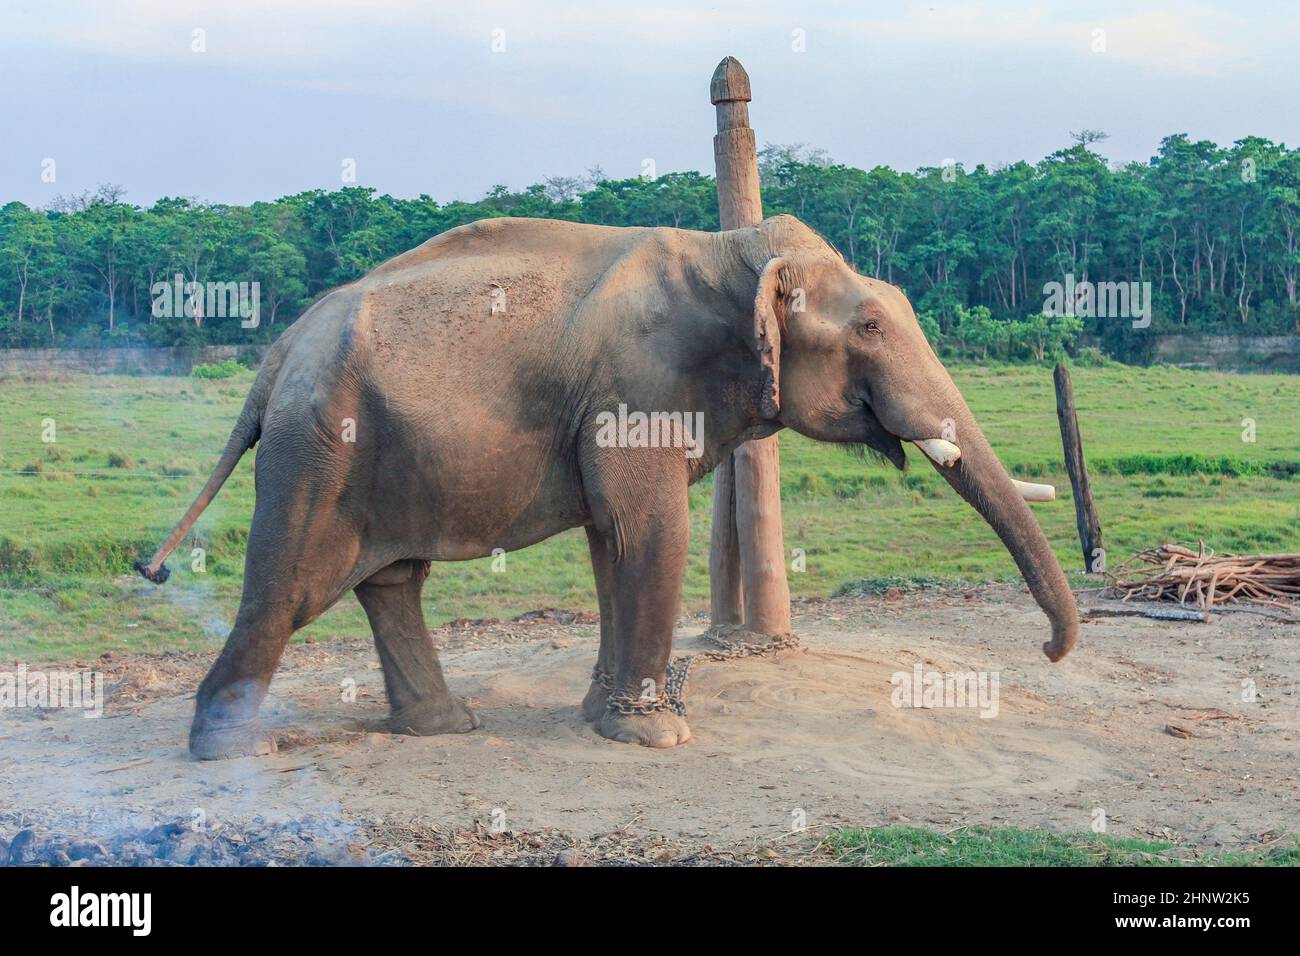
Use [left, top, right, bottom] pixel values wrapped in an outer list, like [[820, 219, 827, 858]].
[[2, 133, 1297, 363]]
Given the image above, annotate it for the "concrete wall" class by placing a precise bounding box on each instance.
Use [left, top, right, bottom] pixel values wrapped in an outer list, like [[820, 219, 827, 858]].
[[0, 345, 269, 375], [1149, 335, 1300, 373], [1, 336, 1297, 375]]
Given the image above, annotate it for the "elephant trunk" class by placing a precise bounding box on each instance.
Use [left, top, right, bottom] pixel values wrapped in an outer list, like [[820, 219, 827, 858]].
[[907, 397, 1079, 662]]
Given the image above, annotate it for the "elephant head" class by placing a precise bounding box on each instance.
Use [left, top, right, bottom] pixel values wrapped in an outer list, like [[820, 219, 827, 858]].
[[732, 215, 1078, 662]]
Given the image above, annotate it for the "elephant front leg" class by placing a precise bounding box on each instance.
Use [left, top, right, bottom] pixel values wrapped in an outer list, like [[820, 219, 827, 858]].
[[593, 500, 692, 749], [581, 526, 616, 722]]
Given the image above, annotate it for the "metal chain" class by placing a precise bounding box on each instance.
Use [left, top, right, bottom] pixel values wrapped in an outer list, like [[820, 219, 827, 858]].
[[596, 667, 673, 716], [605, 690, 672, 716], [595, 626, 800, 718]]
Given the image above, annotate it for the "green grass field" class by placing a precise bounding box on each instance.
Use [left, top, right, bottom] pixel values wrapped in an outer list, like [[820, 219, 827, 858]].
[[822, 826, 1300, 866], [1, 363, 1297, 661]]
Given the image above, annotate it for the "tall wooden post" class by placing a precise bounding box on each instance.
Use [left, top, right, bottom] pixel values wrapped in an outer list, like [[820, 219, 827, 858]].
[[708, 56, 792, 635], [1054, 363, 1104, 573]]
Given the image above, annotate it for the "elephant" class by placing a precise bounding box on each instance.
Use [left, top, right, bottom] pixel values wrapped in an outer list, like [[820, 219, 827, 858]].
[[137, 214, 1078, 759]]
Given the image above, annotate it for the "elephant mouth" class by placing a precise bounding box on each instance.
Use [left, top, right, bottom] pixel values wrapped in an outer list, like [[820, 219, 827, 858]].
[[860, 402, 908, 470]]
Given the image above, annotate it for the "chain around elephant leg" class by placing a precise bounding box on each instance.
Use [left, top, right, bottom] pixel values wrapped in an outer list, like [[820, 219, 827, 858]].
[[595, 668, 690, 746], [580, 667, 613, 722]]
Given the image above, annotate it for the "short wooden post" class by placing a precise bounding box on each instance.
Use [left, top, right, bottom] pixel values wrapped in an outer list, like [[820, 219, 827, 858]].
[[1054, 363, 1104, 572], [708, 57, 792, 635]]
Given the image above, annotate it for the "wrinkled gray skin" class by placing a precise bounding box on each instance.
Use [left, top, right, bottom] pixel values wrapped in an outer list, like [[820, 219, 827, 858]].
[[141, 215, 1078, 759]]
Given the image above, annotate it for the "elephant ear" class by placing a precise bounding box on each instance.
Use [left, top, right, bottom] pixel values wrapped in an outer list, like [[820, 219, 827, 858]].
[[751, 257, 786, 420]]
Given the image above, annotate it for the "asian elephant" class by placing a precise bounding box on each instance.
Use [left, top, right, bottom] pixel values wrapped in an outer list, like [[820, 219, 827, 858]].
[[137, 214, 1078, 759]]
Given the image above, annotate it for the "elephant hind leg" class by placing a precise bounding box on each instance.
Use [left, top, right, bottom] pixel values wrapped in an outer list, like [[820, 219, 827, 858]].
[[355, 561, 479, 736], [190, 604, 294, 760], [192, 568, 359, 759], [190, 493, 366, 758]]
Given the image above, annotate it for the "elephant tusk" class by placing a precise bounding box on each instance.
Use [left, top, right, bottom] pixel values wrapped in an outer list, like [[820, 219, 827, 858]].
[[1012, 479, 1056, 502], [915, 438, 961, 467], [914, 438, 1053, 500]]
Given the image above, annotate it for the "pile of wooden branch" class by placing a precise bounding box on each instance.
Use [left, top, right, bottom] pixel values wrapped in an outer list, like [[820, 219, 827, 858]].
[[1106, 543, 1300, 611]]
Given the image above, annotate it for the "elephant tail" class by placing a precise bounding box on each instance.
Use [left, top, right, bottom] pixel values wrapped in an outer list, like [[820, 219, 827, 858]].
[[134, 365, 275, 585]]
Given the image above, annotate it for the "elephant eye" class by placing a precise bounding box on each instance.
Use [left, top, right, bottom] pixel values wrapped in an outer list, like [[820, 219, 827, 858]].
[[864, 320, 881, 334]]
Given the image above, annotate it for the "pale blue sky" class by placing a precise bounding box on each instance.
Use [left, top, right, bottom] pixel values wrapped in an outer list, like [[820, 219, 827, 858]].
[[3, 0, 1298, 207]]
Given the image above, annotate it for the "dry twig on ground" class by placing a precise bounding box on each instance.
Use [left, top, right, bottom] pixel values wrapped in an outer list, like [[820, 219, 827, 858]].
[[1105, 542, 1300, 612]]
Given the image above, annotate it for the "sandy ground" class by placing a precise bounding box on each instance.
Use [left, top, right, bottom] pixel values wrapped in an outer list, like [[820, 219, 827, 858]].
[[1, 584, 1296, 863]]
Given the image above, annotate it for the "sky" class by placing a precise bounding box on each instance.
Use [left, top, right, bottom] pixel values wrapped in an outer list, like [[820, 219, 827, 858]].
[[3, 0, 1298, 208]]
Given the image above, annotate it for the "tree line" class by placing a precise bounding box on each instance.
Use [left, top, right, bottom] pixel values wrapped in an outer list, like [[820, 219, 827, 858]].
[[1, 133, 1297, 362]]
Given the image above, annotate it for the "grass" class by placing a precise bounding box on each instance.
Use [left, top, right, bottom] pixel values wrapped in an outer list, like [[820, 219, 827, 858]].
[[822, 825, 1300, 866], [0, 363, 1297, 660], [190, 359, 246, 380]]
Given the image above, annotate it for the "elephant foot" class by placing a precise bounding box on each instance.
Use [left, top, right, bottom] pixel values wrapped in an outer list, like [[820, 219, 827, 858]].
[[189, 722, 277, 761], [580, 681, 608, 722], [597, 710, 691, 749], [387, 698, 480, 736]]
